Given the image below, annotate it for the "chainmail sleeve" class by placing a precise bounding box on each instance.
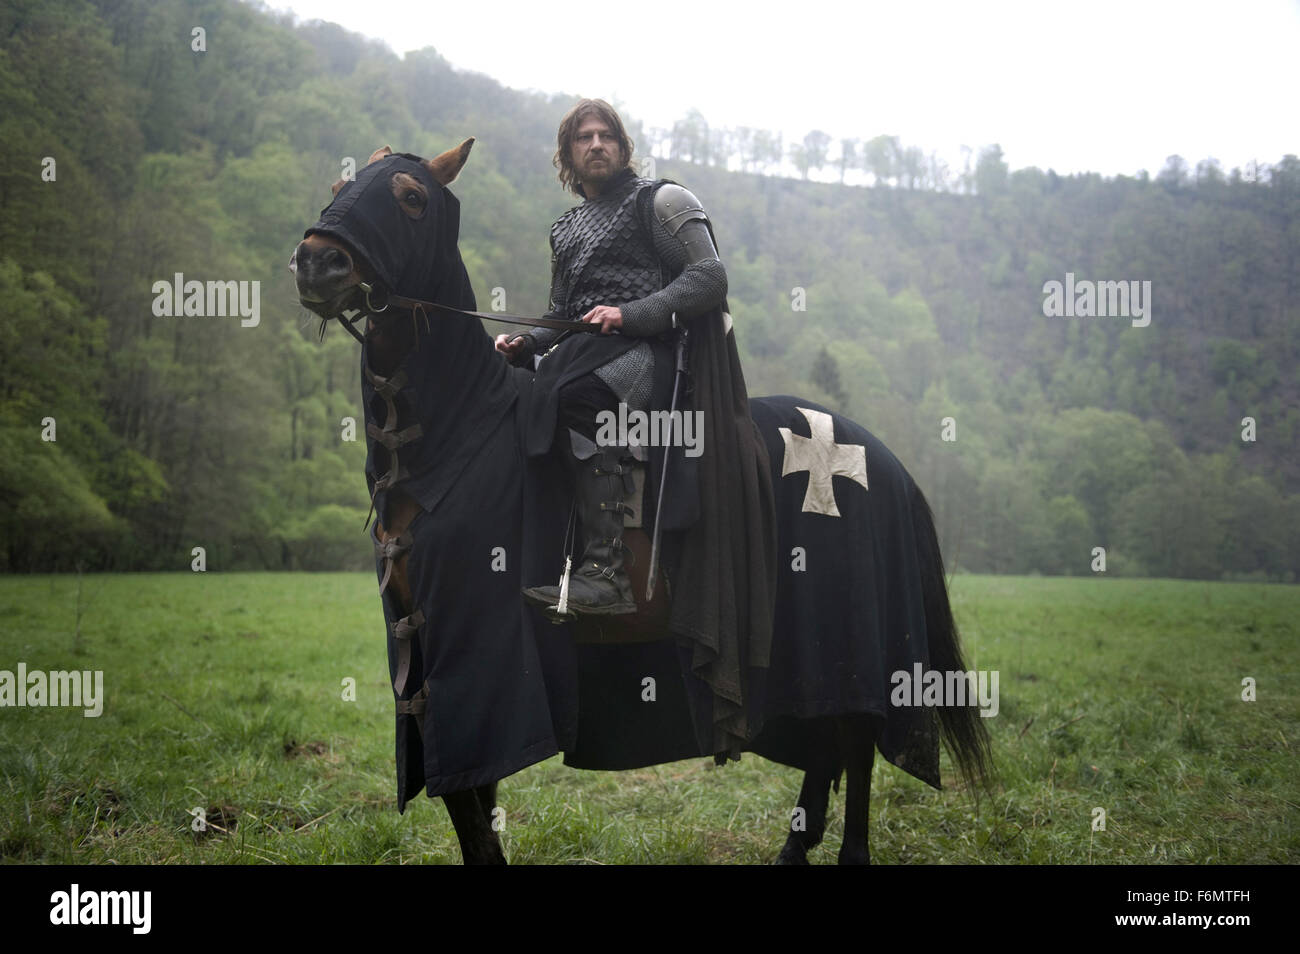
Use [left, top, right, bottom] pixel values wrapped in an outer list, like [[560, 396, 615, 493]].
[[618, 195, 728, 337]]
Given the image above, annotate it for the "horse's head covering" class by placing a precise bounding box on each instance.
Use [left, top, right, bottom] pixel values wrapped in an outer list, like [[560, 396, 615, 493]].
[[306, 153, 462, 300]]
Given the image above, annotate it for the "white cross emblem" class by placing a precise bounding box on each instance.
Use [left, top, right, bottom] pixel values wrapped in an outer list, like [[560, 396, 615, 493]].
[[778, 407, 868, 517]]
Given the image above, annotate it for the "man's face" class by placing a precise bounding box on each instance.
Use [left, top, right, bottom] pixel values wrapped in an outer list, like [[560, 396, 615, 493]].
[[571, 114, 623, 187]]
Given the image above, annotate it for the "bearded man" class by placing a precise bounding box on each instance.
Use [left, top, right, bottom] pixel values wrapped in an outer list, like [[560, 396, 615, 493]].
[[497, 98, 777, 758]]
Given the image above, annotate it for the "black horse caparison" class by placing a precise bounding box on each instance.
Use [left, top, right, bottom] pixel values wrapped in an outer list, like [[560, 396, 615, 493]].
[[292, 140, 992, 864]]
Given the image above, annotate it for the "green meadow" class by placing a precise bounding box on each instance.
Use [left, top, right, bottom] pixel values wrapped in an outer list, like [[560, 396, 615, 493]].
[[0, 573, 1295, 864]]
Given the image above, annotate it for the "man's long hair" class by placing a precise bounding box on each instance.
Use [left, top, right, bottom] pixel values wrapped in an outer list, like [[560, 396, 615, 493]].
[[553, 98, 635, 196]]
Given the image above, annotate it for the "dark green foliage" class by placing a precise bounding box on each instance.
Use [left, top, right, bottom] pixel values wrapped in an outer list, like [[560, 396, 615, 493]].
[[1, 0, 1295, 579]]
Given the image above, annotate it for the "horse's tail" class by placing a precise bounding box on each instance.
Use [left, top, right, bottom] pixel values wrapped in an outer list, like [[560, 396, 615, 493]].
[[911, 484, 994, 796]]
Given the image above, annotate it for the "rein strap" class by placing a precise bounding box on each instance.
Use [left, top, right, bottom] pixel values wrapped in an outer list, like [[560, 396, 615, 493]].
[[334, 281, 601, 343]]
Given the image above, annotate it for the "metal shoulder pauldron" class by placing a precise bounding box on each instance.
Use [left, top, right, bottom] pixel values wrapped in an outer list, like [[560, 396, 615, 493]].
[[653, 183, 719, 264]]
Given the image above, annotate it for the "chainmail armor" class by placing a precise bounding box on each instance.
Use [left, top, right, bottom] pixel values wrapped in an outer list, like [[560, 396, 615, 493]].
[[522, 167, 728, 410]]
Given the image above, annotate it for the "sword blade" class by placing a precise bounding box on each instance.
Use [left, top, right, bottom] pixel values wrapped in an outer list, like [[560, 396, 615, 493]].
[[646, 327, 689, 601]]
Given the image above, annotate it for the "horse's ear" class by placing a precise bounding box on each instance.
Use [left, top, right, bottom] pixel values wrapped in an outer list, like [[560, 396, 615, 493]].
[[425, 137, 474, 185], [367, 145, 393, 166]]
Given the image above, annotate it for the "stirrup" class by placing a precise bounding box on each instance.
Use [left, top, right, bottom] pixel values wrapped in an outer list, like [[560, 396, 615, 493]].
[[543, 603, 577, 624]]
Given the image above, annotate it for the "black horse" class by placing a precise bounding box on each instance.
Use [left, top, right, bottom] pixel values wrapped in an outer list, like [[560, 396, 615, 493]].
[[292, 141, 992, 864]]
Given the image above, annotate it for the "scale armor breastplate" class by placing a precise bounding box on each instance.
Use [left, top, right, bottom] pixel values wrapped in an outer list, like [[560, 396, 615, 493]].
[[550, 174, 663, 321]]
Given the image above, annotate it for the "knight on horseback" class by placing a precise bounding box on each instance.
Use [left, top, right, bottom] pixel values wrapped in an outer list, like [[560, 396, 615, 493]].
[[293, 125, 990, 841], [496, 98, 754, 619]]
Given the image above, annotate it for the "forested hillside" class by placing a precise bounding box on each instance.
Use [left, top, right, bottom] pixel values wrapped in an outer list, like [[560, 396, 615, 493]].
[[1, 0, 1296, 579]]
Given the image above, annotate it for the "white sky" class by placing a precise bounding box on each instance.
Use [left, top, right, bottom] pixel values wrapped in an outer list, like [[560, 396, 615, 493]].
[[266, 0, 1300, 179]]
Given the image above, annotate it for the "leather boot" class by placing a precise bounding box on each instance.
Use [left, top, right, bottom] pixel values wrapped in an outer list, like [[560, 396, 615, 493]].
[[523, 444, 637, 617]]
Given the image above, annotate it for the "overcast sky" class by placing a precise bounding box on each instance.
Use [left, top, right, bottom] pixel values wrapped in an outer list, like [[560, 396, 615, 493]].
[[267, 0, 1299, 179]]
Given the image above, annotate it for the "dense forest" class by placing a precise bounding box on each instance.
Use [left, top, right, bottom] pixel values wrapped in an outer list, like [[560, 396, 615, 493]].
[[1, 0, 1296, 580]]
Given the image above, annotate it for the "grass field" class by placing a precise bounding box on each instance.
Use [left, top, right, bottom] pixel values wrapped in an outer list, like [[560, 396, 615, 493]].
[[0, 572, 1296, 864]]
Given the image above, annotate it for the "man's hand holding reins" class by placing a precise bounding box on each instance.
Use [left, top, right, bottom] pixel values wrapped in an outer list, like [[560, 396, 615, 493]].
[[581, 305, 623, 333], [495, 333, 530, 359]]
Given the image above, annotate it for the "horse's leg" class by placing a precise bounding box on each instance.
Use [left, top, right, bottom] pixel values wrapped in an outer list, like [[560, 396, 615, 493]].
[[475, 781, 499, 819], [837, 715, 878, 865], [774, 769, 834, 865], [379, 489, 507, 866], [441, 790, 506, 865], [775, 723, 838, 865]]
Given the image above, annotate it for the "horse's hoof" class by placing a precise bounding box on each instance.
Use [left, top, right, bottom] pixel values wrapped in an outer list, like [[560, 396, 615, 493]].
[[774, 843, 810, 865]]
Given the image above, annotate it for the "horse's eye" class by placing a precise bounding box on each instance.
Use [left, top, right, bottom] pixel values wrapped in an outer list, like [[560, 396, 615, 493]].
[[404, 191, 424, 207]]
